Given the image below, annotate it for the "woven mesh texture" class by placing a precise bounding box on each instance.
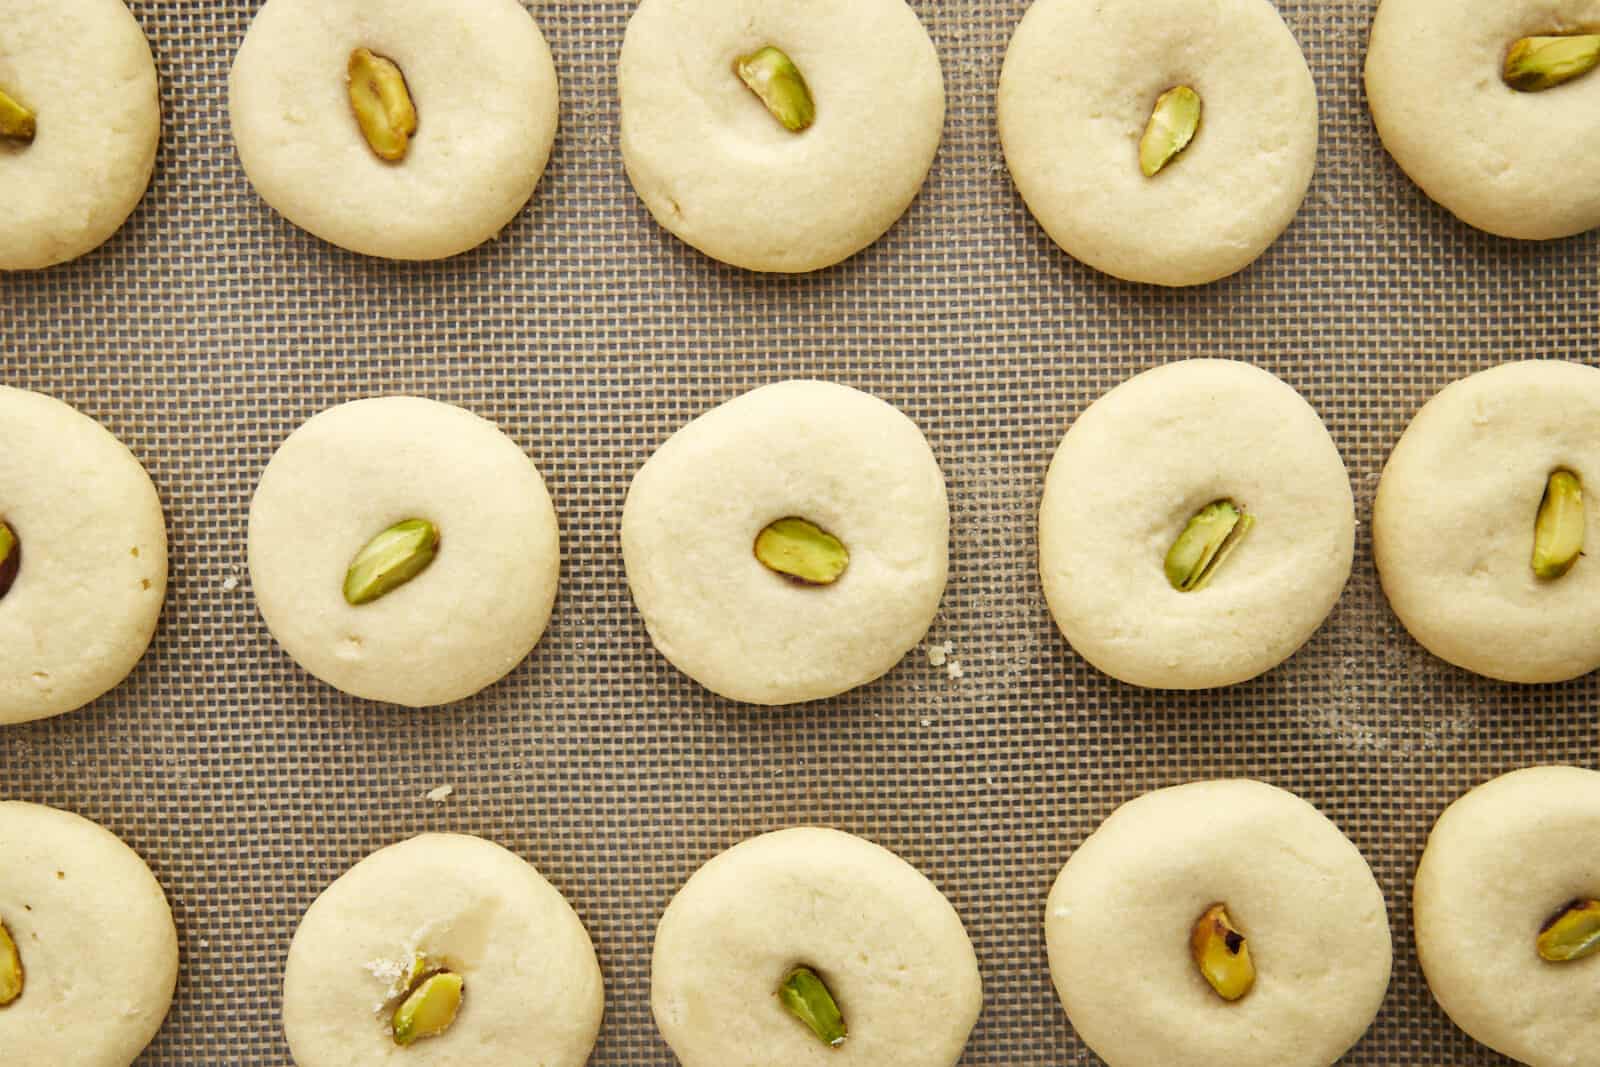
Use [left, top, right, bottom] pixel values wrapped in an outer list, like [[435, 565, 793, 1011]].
[[4, 0, 1598, 1062]]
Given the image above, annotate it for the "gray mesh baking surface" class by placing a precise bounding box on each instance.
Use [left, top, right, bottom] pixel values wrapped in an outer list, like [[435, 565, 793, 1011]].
[[4, 0, 1597, 1063]]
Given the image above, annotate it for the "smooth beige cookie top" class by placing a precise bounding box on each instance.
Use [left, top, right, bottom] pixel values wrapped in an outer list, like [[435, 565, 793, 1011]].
[[1414, 766, 1600, 1067], [1374, 360, 1600, 683], [1046, 780, 1392, 1067], [0, 0, 160, 271], [619, 0, 945, 273], [230, 0, 558, 260], [1366, 0, 1600, 239], [0, 802, 178, 1066], [999, 0, 1318, 286]]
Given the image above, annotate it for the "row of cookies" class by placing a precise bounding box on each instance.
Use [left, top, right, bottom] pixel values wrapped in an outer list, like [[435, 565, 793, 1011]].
[[8, 0, 1597, 279], [11, 765, 1595, 1064], [2, 357, 1595, 725]]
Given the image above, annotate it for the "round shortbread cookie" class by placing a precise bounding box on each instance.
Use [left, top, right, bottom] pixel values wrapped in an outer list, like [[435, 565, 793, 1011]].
[[248, 397, 560, 707], [1038, 360, 1354, 689], [0, 387, 167, 725], [1366, 0, 1600, 239], [1373, 360, 1600, 683], [0, 0, 160, 271], [618, 0, 945, 273], [0, 801, 178, 1066], [998, 0, 1318, 287], [621, 380, 948, 705], [1046, 780, 1392, 1067], [283, 833, 603, 1066], [1414, 766, 1600, 1067], [229, 0, 559, 260], [651, 827, 982, 1067]]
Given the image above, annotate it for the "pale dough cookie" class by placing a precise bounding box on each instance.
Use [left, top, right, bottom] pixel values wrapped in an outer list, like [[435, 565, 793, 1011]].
[[0, 387, 167, 725], [248, 397, 559, 707], [652, 827, 982, 1067], [283, 833, 603, 1066], [1366, 0, 1600, 239], [618, 0, 945, 273], [230, 0, 559, 260], [998, 0, 1318, 287], [1039, 360, 1354, 689], [0, 802, 178, 1066], [621, 380, 948, 705], [1046, 780, 1392, 1067], [1414, 766, 1600, 1067], [0, 0, 160, 271], [1373, 360, 1600, 684]]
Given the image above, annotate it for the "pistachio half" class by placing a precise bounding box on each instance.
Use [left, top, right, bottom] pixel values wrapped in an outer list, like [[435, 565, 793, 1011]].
[[779, 965, 847, 1048], [1532, 470, 1585, 580], [348, 48, 419, 162], [754, 517, 848, 585], [1538, 899, 1600, 962], [392, 970, 464, 1046], [1190, 903, 1254, 1002], [0, 920, 22, 1006], [1139, 86, 1201, 177], [0, 88, 35, 145], [343, 519, 440, 605], [1165, 501, 1254, 592], [0, 521, 17, 601], [1504, 34, 1600, 92], [735, 46, 816, 132]]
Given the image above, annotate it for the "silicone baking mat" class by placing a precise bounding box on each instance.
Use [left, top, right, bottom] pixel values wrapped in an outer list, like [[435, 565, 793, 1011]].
[[4, 0, 1597, 1063]]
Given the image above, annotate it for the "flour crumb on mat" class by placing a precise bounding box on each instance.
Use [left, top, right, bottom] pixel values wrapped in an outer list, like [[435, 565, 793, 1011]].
[[425, 785, 454, 804], [926, 640, 953, 667], [946, 660, 965, 680]]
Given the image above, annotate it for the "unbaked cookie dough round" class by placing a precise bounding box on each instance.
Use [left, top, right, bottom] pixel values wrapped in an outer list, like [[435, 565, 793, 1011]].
[[998, 0, 1318, 287], [652, 827, 982, 1067], [1366, 0, 1600, 239], [0, 387, 167, 725], [1039, 360, 1354, 689], [618, 0, 945, 273], [1046, 780, 1392, 1067], [229, 0, 559, 260], [248, 397, 559, 707], [1414, 766, 1600, 1067], [1373, 360, 1600, 684], [621, 380, 948, 705], [283, 833, 603, 1065], [0, 802, 178, 1066], [0, 0, 160, 271]]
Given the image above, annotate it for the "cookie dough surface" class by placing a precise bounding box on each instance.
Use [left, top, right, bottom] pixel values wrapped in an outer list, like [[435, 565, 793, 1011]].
[[1046, 780, 1392, 1067], [230, 0, 559, 260], [0, 0, 160, 271], [1366, 0, 1600, 239], [248, 397, 560, 707], [1414, 766, 1600, 1067], [0, 387, 167, 724], [1373, 360, 1600, 683], [652, 827, 982, 1067], [622, 380, 948, 705], [0, 802, 178, 1066], [1038, 360, 1353, 689], [619, 0, 945, 272], [283, 833, 603, 1066], [998, 0, 1318, 286]]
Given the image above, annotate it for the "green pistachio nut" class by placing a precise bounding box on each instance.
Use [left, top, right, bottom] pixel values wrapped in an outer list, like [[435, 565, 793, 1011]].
[[1504, 34, 1600, 92], [0, 521, 16, 601], [779, 965, 847, 1047], [1190, 903, 1254, 1001], [343, 519, 440, 605], [754, 517, 849, 585], [1538, 899, 1600, 962], [1532, 470, 1585, 580], [1139, 85, 1202, 177], [392, 970, 464, 1046], [0, 920, 22, 1006], [735, 46, 816, 132], [348, 48, 419, 161], [0, 88, 35, 145], [1164, 501, 1254, 592]]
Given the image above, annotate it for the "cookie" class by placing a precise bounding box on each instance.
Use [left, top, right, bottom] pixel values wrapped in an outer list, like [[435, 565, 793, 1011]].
[[1373, 360, 1600, 683], [652, 827, 982, 1066], [0, 387, 167, 725], [283, 833, 603, 1065], [248, 397, 560, 707], [1414, 766, 1600, 1067], [1038, 360, 1353, 689], [621, 380, 948, 705], [230, 0, 559, 260], [618, 0, 945, 273], [0, 801, 178, 1066], [999, 0, 1318, 286], [0, 0, 160, 270], [1046, 780, 1392, 1067], [1366, 0, 1600, 239]]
